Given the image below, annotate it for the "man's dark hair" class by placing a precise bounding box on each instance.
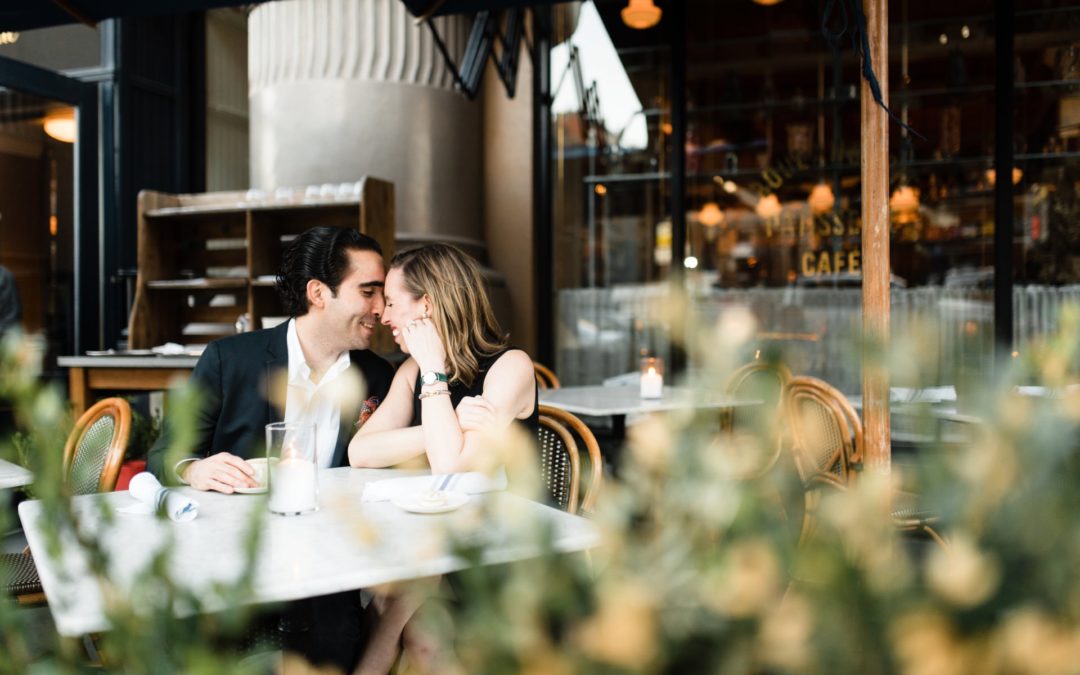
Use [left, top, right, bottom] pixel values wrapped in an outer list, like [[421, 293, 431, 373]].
[[276, 227, 382, 317]]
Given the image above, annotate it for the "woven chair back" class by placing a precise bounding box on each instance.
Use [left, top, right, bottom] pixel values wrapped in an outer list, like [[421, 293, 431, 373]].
[[62, 397, 132, 494], [537, 405, 602, 514]]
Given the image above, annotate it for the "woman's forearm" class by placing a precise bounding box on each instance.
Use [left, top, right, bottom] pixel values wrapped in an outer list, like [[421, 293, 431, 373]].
[[349, 426, 427, 468], [418, 396, 468, 473]]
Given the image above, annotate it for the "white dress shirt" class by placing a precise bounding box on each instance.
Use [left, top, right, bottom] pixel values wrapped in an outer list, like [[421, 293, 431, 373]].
[[285, 319, 353, 469]]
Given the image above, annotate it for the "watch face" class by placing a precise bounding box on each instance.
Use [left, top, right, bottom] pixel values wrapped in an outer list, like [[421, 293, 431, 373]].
[[422, 371, 446, 385]]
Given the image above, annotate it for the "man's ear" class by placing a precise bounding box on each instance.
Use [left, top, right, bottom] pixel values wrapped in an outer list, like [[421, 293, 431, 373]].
[[306, 279, 326, 309]]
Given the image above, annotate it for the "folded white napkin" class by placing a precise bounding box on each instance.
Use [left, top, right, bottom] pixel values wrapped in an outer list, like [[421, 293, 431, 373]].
[[118, 472, 200, 522], [152, 342, 186, 355], [361, 470, 507, 503]]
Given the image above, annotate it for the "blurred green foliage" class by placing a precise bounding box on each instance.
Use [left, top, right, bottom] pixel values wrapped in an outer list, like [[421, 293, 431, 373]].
[[0, 302, 1078, 674]]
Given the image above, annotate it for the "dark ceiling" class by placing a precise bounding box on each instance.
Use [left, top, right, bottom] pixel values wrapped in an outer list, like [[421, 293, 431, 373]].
[[0, 0, 268, 32]]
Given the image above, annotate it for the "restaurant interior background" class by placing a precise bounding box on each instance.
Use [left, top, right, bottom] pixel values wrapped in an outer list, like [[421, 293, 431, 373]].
[[0, 0, 1078, 397], [548, 0, 1080, 394]]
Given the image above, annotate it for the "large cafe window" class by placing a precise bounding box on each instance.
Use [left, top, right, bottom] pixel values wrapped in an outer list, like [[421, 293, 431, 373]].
[[550, 0, 1080, 391]]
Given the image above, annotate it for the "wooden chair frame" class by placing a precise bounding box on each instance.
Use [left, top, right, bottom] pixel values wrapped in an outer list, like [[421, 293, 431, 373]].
[[719, 361, 793, 477], [538, 404, 602, 514], [783, 376, 862, 487], [6, 397, 132, 606], [533, 363, 561, 390], [62, 396, 133, 493], [782, 376, 944, 548], [724, 361, 793, 398]]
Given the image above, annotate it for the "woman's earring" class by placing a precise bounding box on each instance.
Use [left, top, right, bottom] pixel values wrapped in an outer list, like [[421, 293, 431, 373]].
[[422, 308, 429, 320]]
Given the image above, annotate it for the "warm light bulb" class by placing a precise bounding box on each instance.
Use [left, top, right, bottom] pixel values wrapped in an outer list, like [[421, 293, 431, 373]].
[[621, 0, 661, 29], [755, 194, 782, 219], [984, 167, 1023, 186], [808, 182, 835, 215], [889, 185, 920, 224], [43, 109, 76, 143], [698, 201, 724, 227], [753, 0, 784, 5]]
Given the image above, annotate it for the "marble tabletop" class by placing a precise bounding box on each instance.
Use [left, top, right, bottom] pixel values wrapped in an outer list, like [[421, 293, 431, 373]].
[[539, 385, 761, 417], [19, 468, 601, 637], [0, 458, 32, 489], [847, 395, 984, 426]]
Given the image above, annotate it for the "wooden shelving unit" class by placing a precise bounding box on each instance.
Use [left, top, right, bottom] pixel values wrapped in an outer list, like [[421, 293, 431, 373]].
[[128, 178, 395, 349]]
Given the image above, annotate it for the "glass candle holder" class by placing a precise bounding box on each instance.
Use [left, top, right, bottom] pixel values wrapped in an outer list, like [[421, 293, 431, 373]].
[[266, 422, 318, 516], [640, 357, 664, 399]]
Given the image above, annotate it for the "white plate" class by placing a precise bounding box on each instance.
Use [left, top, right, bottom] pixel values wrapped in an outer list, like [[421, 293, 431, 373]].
[[391, 490, 470, 514], [234, 486, 267, 495]]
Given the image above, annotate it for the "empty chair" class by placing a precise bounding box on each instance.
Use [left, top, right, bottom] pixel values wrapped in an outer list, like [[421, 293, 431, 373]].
[[714, 361, 793, 479], [533, 362, 561, 390], [782, 376, 942, 547], [536, 405, 602, 514], [2, 397, 132, 604]]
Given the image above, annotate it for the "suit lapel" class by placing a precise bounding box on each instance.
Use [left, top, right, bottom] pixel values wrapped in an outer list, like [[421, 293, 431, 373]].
[[264, 321, 290, 424]]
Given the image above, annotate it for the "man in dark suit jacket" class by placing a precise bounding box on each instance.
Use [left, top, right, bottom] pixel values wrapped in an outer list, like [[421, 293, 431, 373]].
[[148, 226, 393, 487], [146, 226, 394, 671]]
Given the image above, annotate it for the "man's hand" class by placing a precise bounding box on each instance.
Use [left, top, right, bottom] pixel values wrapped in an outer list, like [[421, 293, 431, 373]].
[[182, 453, 257, 493], [455, 396, 499, 433]]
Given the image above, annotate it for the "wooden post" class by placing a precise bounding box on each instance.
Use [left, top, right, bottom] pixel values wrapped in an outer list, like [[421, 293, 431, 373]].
[[860, 0, 890, 475]]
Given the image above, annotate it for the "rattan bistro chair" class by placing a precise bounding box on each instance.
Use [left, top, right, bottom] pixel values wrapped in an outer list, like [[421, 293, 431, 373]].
[[2, 397, 132, 604], [782, 377, 943, 547], [533, 362, 561, 390], [537, 405, 602, 514]]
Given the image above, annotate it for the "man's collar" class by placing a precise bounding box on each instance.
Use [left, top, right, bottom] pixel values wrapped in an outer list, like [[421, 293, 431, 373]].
[[287, 318, 351, 385]]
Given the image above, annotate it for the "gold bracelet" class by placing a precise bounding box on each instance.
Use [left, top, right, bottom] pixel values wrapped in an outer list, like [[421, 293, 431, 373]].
[[418, 389, 451, 401]]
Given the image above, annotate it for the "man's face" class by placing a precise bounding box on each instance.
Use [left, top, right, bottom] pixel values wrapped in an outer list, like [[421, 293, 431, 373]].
[[320, 248, 386, 351]]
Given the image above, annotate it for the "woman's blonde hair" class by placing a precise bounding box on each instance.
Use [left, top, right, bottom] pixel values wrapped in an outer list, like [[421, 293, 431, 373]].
[[390, 244, 508, 386]]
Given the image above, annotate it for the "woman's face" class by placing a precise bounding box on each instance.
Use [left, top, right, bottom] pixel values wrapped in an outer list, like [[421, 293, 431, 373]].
[[380, 267, 428, 353]]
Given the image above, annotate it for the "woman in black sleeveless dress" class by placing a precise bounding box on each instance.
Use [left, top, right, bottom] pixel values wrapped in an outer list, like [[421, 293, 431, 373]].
[[347, 244, 538, 674], [348, 243, 537, 471]]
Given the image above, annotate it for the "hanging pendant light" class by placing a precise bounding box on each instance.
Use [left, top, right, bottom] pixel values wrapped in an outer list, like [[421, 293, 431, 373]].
[[889, 185, 920, 224], [808, 182, 835, 215], [698, 201, 724, 227], [43, 108, 76, 143], [753, 0, 785, 5], [755, 194, 782, 219], [984, 167, 1023, 186], [622, 0, 661, 30]]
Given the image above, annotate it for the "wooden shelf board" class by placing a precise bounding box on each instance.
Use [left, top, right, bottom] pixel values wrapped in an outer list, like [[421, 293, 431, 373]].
[[146, 199, 360, 218], [146, 278, 248, 290]]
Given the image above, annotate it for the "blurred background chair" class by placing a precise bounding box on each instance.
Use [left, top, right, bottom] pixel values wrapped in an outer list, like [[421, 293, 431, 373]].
[[782, 376, 943, 547], [537, 405, 602, 515], [533, 362, 561, 390], [724, 360, 792, 433], [2, 397, 132, 605], [707, 360, 794, 481]]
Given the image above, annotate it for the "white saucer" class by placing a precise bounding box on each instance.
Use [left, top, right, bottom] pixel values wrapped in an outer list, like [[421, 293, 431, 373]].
[[391, 490, 470, 514], [234, 486, 267, 495]]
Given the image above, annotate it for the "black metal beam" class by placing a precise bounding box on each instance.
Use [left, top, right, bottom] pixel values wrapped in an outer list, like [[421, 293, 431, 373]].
[[993, 0, 1014, 361], [533, 6, 553, 366], [669, 0, 687, 374]]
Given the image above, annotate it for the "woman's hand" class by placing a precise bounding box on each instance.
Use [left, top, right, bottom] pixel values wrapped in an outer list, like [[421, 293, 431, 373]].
[[455, 396, 498, 432], [402, 317, 447, 374]]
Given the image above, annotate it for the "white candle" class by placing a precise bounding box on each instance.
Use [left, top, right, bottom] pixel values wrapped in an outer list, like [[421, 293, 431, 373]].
[[268, 456, 317, 514], [640, 366, 663, 399]]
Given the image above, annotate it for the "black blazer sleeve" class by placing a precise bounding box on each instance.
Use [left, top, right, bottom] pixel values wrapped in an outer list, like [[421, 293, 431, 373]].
[[146, 341, 225, 483]]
